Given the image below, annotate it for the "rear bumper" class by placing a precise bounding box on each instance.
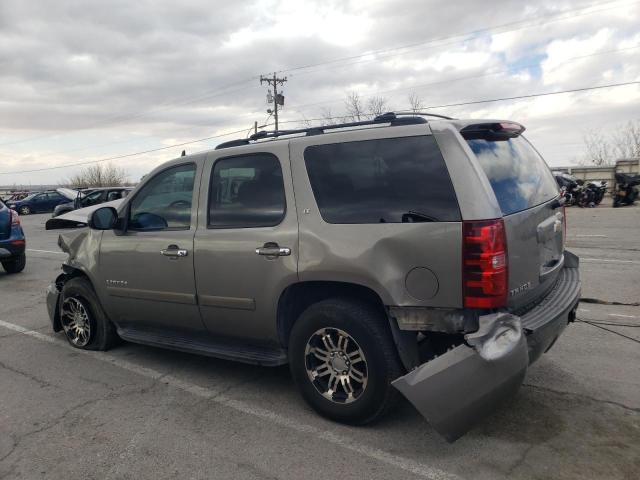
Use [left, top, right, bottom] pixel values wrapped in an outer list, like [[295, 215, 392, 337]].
[[392, 251, 581, 442]]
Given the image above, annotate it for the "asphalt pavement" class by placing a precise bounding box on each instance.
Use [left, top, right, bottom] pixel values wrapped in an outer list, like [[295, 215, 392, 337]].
[[0, 204, 638, 480]]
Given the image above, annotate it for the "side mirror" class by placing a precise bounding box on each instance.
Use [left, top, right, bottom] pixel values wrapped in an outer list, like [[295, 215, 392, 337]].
[[89, 206, 118, 230]]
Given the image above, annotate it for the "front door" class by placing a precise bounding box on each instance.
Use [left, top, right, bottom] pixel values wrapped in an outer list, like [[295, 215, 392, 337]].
[[98, 161, 205, 334], [194, 145, 298, 346]]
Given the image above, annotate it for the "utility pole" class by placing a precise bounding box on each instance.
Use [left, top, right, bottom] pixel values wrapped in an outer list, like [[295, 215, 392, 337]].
[[260, 73, 287, 131]]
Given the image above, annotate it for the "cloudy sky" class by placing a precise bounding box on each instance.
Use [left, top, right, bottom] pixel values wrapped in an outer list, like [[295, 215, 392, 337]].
[[0, 0, 639, 185]]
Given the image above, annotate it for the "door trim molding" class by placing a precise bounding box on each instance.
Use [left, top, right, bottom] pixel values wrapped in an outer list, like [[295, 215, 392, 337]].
[[107, 286, 196, 305], [199, 294, 256, 310]]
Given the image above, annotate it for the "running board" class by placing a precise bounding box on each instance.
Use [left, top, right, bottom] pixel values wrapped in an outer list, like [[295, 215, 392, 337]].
[[117, 327, 288, 366]]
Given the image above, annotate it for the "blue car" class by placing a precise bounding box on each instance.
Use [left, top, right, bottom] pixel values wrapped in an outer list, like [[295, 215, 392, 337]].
[[5, 189, 74, 215], [0, 199, 26, 273]]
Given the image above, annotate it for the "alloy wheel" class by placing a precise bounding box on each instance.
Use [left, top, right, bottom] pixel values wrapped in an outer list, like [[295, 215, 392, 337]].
[[304, 327, 368, 404], [61, 297, 92, 347]]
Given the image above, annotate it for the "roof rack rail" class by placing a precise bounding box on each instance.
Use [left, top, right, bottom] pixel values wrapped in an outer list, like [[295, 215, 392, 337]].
[[394, 111, 455, 120], [215, 112, 429, 150]]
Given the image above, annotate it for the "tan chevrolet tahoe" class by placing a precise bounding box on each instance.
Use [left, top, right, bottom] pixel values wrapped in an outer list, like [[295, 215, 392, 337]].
[[46, 112, 581, 441]]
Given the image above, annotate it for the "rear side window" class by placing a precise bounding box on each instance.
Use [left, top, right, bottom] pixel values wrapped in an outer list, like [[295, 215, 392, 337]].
[[304, 136, 460, 224], [466, 136, 558, 216], [208, 153, 286, 228]]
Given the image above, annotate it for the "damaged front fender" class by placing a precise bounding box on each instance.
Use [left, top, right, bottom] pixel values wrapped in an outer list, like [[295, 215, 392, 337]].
[[392, 313, 528, 442]]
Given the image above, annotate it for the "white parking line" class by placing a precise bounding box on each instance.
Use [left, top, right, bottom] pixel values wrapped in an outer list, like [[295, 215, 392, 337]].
[[609, 314, 638, 319], [574, 235, 607, 237], [581, 258, 640, 265], [0, 319, 460, 480], [26, 249, 66, 255]]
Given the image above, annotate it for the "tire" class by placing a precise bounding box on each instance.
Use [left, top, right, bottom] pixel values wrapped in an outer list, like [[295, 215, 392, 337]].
[[18, 206, 31, 215], [288, 298, 403, 425], [59, 277, 119, 350], [2, 254, 26, 274]]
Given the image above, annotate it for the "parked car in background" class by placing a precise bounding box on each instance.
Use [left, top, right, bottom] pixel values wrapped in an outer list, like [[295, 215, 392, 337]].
[[5, 189, 76, 215], [0, 199, 26, 273], [52, 187, 132, 218], [2, 191, 31, 202]]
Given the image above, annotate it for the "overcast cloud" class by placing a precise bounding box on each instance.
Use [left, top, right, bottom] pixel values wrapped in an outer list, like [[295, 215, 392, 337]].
[[0, 0, 639, 185]]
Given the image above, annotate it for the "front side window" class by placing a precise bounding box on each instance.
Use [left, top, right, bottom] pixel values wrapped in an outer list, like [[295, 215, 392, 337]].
[[83, 190, 104, 206], [304, 136, 460, 224], [129, 163, 196, 231], [208, 154, 285, 228], [466, 136, 558, 215]]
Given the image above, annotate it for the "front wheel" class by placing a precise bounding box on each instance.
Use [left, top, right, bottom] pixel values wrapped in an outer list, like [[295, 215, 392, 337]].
[[60, 277, 119, 350], [288, 298, 403, 425], [2, 254, 26, 274], [18, 206, 31, 215]]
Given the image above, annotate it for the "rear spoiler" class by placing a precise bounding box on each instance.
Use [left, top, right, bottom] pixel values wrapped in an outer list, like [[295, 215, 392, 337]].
[[460, 122, 525, 141]]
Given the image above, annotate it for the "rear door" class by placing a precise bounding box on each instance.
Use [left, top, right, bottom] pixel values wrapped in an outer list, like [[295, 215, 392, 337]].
[[193, 143, 298, 345], [465, 133, 562, 309]]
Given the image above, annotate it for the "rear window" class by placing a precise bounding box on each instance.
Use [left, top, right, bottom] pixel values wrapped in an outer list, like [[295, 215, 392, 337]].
[[466, 136, 558, 215], [304, 136, 460, 224]]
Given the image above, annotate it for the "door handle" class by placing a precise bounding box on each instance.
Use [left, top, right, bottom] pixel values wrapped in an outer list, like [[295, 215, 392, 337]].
[[255, 243, 291, 257], [160, 245, 189, 257]]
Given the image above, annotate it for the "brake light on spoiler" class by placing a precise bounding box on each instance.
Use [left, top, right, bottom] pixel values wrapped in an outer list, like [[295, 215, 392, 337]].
[[463, 219, 508, 309], [460, 122, 525, 140]]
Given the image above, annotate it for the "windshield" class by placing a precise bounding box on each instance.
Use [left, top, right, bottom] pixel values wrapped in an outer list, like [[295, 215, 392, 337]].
[[466, 136, 558, 216]]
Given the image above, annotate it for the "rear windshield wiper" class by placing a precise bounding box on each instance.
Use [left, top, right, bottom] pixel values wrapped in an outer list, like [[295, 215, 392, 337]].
[[401, 211, 438, 223]]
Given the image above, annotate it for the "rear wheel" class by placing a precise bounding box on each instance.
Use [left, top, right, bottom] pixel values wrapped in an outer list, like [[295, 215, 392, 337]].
[[2, 254, 26, 274], [288, 298, 403, 425], [60, 277, 119, 350], [18, 206, 31, 215]]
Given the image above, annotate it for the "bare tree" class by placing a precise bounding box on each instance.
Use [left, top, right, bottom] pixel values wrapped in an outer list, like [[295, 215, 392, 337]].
[[582, 119, 640, 166], [64, 163, 128, 188], [319, 107, 339, 125], [611, 120, 640, 159], [408, 92, 424, 113], [366, 96, 388, 118], [582, 129, 614, 166], [344, 92, 365, 122]]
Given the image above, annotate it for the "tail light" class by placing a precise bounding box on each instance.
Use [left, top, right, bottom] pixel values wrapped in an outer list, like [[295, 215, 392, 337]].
[[10, 209, 20, 226], [463, 219, 508, 309]]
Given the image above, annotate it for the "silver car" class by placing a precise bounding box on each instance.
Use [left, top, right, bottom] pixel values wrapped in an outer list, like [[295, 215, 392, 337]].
[[46, 113, 580, 441]]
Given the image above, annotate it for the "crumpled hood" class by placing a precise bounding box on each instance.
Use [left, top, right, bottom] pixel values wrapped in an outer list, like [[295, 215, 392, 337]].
[[45, 199, 122, 230]]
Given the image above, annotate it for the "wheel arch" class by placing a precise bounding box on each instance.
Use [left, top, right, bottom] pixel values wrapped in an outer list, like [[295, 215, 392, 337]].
[[51, 266, 92, 331], [276, 281, 387, 350]]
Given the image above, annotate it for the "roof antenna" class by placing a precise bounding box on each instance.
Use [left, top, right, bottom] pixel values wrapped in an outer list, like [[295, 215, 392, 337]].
[[181, 150, 186, 157]]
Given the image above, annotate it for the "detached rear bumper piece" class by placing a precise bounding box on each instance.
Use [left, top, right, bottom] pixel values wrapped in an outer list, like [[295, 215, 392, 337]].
[[392, 252, 580, 442]]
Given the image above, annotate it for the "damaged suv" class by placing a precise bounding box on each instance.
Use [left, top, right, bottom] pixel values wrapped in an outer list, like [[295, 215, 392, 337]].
[[46, 112, 580, 441]]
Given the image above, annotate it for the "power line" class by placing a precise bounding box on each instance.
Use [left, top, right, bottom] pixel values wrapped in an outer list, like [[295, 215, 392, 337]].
[[0, 127, 253, 175], [0, 78, 260, 148], [419, 80, 640, 110], [276, 80, 640, 125], [2, 0, 635, 149], [3, 79, 638, 176], [273, 0, 639, 77], [287, 44, 640, 112]]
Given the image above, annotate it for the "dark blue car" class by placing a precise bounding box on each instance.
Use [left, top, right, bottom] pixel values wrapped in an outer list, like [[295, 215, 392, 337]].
[[0, 199, 26, 274], [5, 189, 74, 215]]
